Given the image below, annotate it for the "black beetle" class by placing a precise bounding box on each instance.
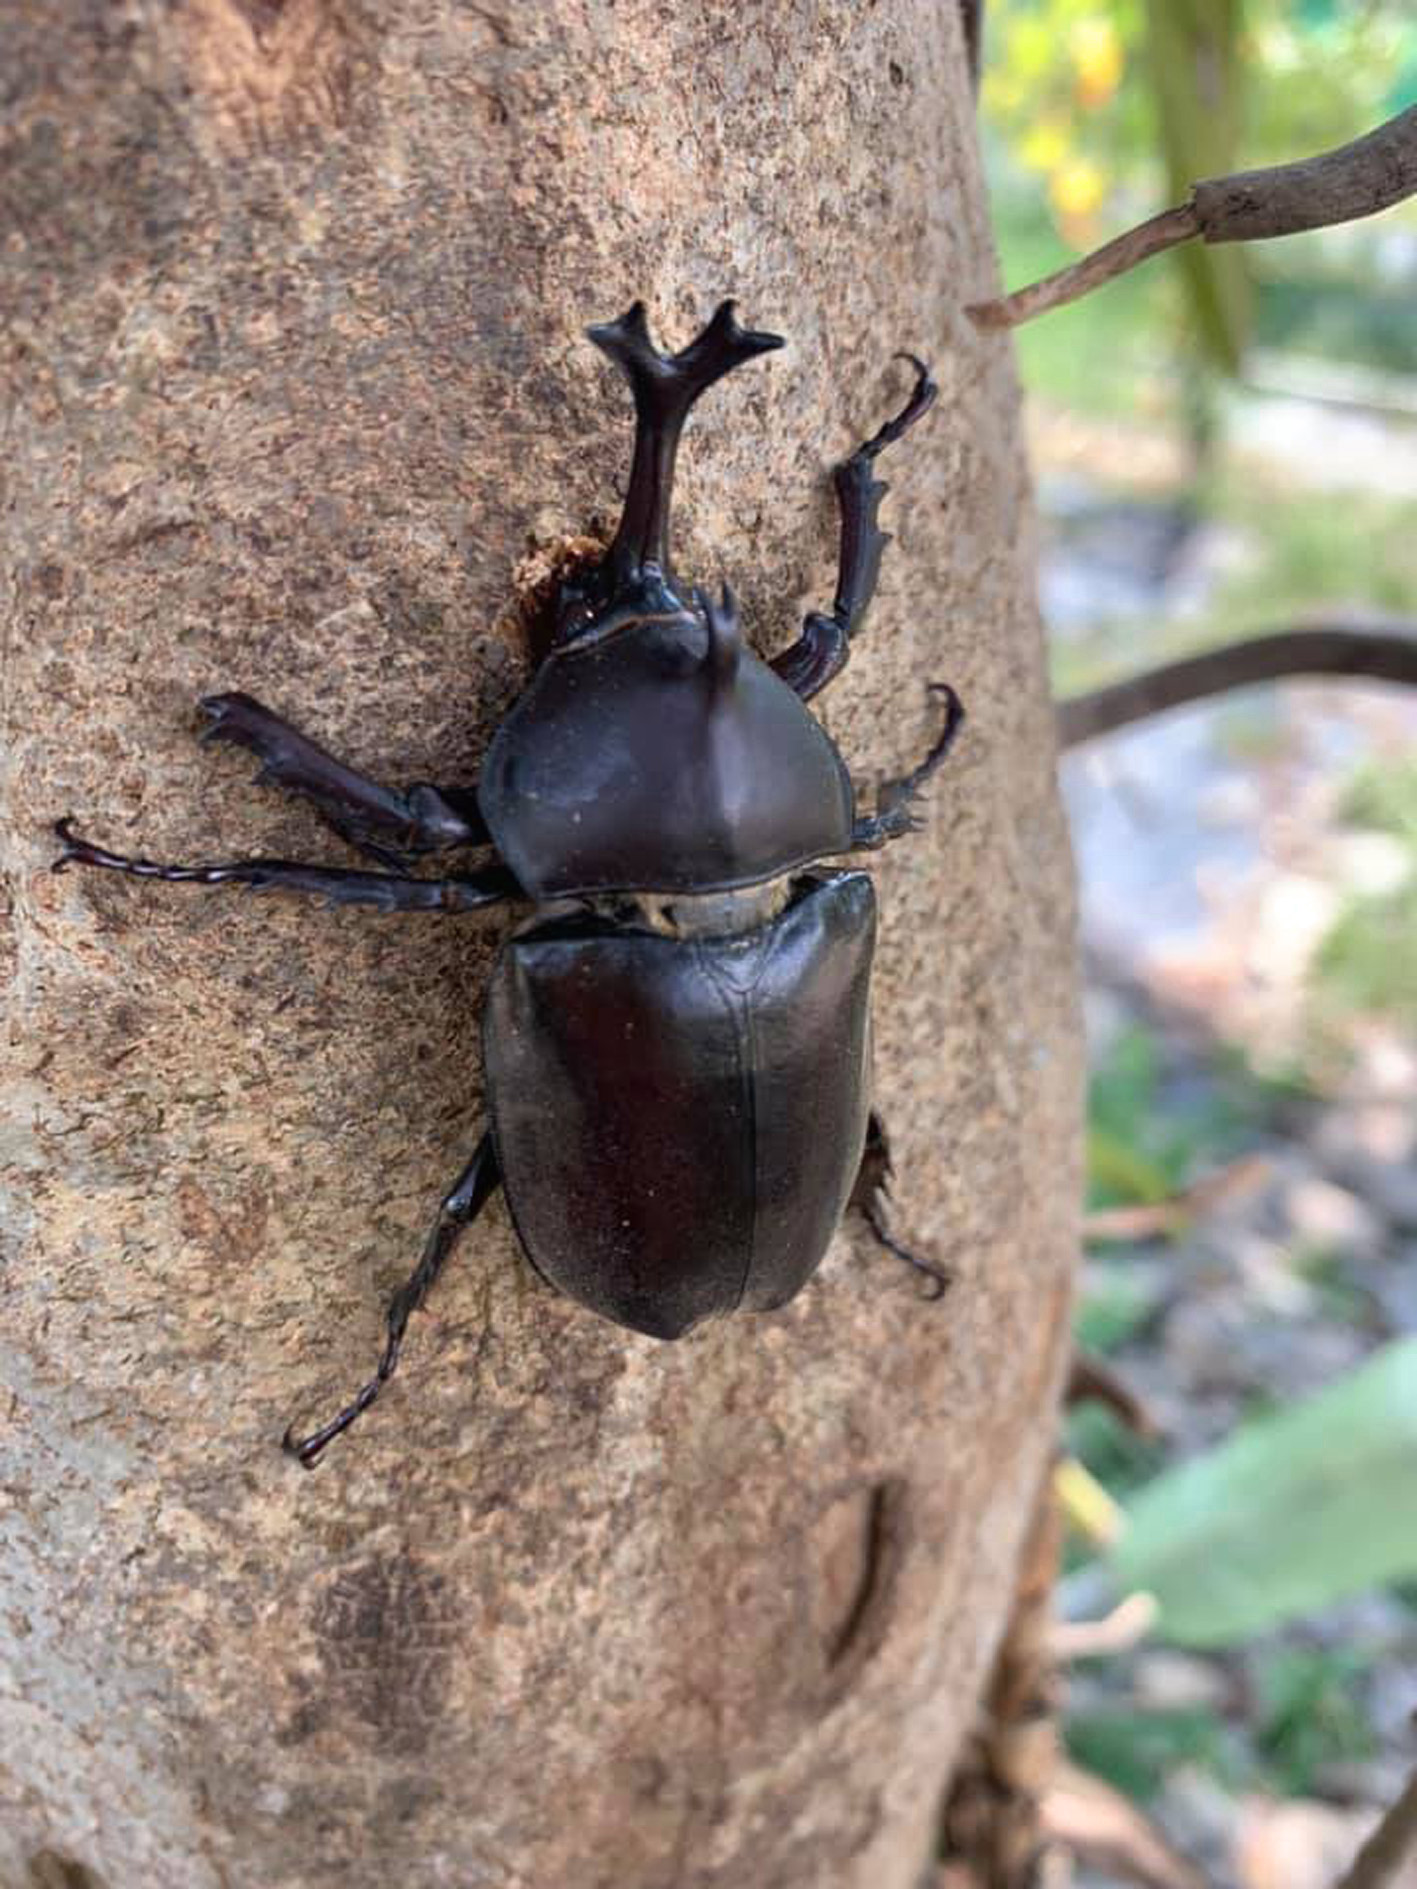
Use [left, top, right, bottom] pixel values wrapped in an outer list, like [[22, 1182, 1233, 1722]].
[[55, 300, 963, 1467]]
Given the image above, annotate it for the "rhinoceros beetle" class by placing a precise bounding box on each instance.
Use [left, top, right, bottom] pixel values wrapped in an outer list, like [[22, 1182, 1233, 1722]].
[[55, 299, 963, 1467]]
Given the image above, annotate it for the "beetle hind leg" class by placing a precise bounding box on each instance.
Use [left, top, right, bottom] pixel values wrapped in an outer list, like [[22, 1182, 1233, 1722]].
[[851, 1112, 952, 1302], [52, 819, 519, 913], [283, 1133, 502, 1468]]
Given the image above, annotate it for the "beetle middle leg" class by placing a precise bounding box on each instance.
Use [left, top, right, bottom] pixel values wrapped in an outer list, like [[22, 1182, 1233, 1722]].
[[52, 820, 520, 912], [284, 1132, 503, 1467], [772, 356, 938, 701], [851, 1111, 952, 1301], [199, 691, 488, 865]]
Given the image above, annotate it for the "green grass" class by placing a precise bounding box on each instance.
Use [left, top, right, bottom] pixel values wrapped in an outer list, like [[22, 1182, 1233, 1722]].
[[1066, 1644, 1377, 1805], [1202, 474, 1417, 627], [1316, 883, 1417, 1028], [1312, 756, 1417, 1029], [1065, 1705, 1241, 1803], [1340, 758, 1417, 838], [1076, 1262, 1158, 1354], [1253, 1647, 1378, 1796], [1065, 1401, 1167, 1503], [1087, 1024, 1278, 1211], [1051, 472, 1417, 704]]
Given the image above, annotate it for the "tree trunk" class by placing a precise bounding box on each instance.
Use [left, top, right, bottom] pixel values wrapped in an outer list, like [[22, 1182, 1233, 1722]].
[[0, 5, 1081, 1886]]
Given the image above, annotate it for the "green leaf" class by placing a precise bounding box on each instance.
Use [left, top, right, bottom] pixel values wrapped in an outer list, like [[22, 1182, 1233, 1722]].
[[1112, 1339, 1417, 1644]]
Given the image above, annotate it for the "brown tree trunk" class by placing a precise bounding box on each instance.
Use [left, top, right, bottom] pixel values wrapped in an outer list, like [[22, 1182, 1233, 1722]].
[[0, 5, 1081, 1886]]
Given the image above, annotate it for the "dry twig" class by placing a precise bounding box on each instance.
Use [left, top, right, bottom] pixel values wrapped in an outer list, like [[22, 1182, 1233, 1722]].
[[1080, 1154, 1271, 1241], [1067, 1352, 1160, 1440], [1041, 1763, 1207, 1889], [1332, 1767, 1417, 1889], [1050, 1594, 1159, 1664]]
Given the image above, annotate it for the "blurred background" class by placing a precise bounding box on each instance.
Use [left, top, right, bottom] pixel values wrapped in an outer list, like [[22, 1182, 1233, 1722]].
[[978, 4, 1417, 1883]]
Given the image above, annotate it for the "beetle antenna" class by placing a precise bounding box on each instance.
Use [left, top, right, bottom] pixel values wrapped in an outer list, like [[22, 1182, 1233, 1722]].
[[587, 299, 784, 589]]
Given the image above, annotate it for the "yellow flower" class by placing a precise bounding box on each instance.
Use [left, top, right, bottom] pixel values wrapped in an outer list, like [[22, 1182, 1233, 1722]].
[[1050, 155, 1106, 222], [1021, 117, 1070, 174], [1070, 17, 1124, 109]]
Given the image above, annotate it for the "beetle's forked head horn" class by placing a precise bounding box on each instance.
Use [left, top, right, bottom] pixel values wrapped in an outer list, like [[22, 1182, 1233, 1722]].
[[587, 300, 783, 590]]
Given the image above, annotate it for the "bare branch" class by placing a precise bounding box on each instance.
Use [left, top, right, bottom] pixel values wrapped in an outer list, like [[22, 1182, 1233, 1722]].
[[1081, 1154, 1270, 1242], [971, 105, 1417, 330], [970, 205, 1199, 330], [1049, 1597, 1160, 1664], [1067, 1352, 1160, 1440], [1056, 621, 1417, 749], [1197, 105, 1417, 244], [1332, 1767, 1417, 1889]]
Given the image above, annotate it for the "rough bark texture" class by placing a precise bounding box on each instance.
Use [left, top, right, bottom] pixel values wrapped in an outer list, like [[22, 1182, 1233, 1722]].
[[0, 5, 1081, 1887]]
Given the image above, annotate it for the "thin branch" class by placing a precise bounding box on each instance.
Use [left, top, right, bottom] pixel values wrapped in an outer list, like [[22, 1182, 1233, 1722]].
[[1081, 1154, 1270, 1242], [972, 204, 1198, 331], [1050, 1595, 1159, 1663], [1042, 1761, 1207, 1888], [1332, 1767, 1417, 1889], [970, 104, 1417, 330], [1067, 1352, 1160, 1440], [1056, 621, 1417, 749]]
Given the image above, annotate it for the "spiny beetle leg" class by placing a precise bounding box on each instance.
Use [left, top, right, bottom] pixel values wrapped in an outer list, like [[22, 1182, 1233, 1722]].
[[284, 1134, 502, 1468], [850, 683, 964, 851], [52, 819, 519, 913], [773, 354, 938, 703], [851, 1111, 952, 1302], [200, 691, 488, 864]]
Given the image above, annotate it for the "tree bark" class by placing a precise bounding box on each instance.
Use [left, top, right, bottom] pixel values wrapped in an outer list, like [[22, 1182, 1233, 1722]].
[[0, 5, 1081, 1887]]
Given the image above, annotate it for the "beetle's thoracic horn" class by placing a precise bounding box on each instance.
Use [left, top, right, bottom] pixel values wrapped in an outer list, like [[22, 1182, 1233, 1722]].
[[695, 583, 742, 693], [587, 300, 784, 587]]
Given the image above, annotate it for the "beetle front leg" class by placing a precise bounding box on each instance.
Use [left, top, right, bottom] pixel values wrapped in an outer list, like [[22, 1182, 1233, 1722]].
[[772, 356, 937, 701], [53, 820, 520, 913], [199, 691, 488, 864], [284, 1132, 502, 1468], [850, 684, 964, 850], [851, 1111, 952, 1300]]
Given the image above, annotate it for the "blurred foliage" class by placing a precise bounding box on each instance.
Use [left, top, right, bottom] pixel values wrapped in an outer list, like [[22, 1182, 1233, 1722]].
[[985, 0, 1417, 384], [1066, 1703, 1243, 1801], [1144, 0, 1251, 374], [1086, 1022, 1274, 1208], [1317, 882, 1417, 1025], [1254, 1645, 1378, 1793], [1067, 1399, 1167, 1500], [1076, 1259, 1158, 1352], [987, 0, 1417, 247], [1110, 1339, 1417, 1644], [1340, 755, 1417, 835], [1066, 1642, 1377, 1802], [1315, 754, 1417, 1025]]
